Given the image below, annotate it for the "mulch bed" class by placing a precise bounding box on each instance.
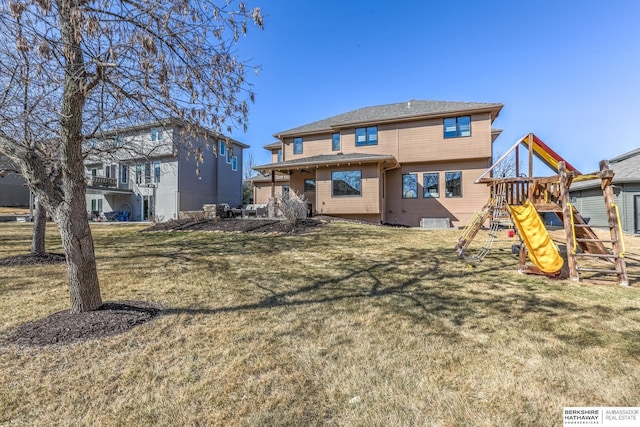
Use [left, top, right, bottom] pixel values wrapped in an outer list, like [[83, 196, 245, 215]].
[[141, 217, 328, 234], [2, 301, 162, 347], [0, 252, 66, 266]]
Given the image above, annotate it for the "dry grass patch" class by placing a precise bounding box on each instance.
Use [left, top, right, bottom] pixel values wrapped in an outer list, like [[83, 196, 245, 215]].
[[0, 207, 29, 215], [1, 221, 640, 426]]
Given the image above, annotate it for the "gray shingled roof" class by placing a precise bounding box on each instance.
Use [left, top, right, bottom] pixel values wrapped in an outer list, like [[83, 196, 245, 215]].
[[263, 141, 282, 150], [571, 147, 640, 190], [276, 100, 503, 137], [254, 153, 396, 171]]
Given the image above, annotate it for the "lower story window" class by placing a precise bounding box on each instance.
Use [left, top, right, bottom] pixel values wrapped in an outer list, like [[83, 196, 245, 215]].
[[332, 170, 361, 196], [423, 172, 439, 198], [304, 179, 316, 192], [445, 171, 462, 197], [91, 198, 103, 213], [402, 174, 418, 199]]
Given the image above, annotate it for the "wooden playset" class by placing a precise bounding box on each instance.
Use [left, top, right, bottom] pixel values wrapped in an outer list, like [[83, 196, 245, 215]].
[[455, 133, 629, 286]]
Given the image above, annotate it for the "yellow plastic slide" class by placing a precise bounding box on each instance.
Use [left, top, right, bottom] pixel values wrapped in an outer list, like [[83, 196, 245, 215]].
[[508, 201, 564, 274]]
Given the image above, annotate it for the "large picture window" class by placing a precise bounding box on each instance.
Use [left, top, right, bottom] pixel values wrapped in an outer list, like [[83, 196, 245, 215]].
[[423, 172, 439, 198], [355, 126, 378, 147], [293, 137, 303, 154], [402, 174, 418, 199], [443, 116, 471, 138], [445, 171, 462, 197], [332, 170, 361, 197]]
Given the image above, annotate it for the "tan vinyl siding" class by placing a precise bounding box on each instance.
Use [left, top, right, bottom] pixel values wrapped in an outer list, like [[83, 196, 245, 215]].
[[315, 164, 381, 217], [253, 182, 288, 205], [289, 172, 316, 214], [282, 113, 492, 163], [385, 159, 491, 227], [271, 149, 280, 163]]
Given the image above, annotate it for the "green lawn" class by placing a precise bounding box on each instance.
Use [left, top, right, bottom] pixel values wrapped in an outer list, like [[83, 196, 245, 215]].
[[1, 221, 640, 426]]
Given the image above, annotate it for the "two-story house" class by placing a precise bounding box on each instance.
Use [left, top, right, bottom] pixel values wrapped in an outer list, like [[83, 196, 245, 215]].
[[253, 100, 503, 227], [85, 119, 248, 221]]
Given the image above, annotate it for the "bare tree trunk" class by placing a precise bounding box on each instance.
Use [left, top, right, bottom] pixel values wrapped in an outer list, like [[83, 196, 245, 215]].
[[30, 200, 46, 255], [55, 0, 102, 313], [56, 197, 102, 313]]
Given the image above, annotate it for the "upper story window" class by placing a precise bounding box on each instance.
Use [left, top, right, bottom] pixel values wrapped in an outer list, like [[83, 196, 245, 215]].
[[115, 135, 124, 147], [443, 116, 471, 138], [226, 148, 232, 164], [423, 172, 439, 198], [332, 170, 361, 197], [104, 164, 116, 179], [402, 174, 418, 199], [151, 128, 163, 141], [293, 137, 303, 155], [232, 156, 238, 171], [332, 133, 341, 151], [445, 171, 462, 197], [87, 138, 97, 149], [355, 126, 378, 147], [277, 149, 282, 163], [219, 140, 226, 157]]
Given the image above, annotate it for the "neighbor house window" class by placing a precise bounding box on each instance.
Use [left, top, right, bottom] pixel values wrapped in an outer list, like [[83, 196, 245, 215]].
[[151, 128, 162, 141], [104, 164, 115, 179], [423, 173, 439, 197], [332, 133, 341, 151], [402, 174, 418, 199], [304, 179, 316, 192], [219, 140, 226, 157], [282, 185, 290, 199], [144, 162, 152, 184], [91, 168, 97, 177], [91, 198, 103, 213], [443, 116, 471, 138], [355, 126, 378, 147], [277, 149, 282, 162], [332, 170, 361, 197], [120, 164, 128, 184], [232, 156, 238, 171], [445, 171, 462, 197], [135, 164, 142, 184], [293, 137, 303, 154], [153, 160, 161, 183], [115, 135, 123, 147], [87, 138, 97, 148], [226, 148, 232, 164]]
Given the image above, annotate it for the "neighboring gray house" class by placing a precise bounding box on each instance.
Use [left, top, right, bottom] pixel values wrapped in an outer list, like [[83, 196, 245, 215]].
[[85, 119, 247, 221], [0, 157, 30, 207], [570, 148, 640, 234]]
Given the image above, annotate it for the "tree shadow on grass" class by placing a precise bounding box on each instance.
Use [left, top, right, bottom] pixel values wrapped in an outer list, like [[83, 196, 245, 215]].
[[158, 245, 638, 353]]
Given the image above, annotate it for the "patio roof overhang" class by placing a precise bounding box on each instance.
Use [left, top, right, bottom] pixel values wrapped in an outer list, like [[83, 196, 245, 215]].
[[254, 153, 399, 175]]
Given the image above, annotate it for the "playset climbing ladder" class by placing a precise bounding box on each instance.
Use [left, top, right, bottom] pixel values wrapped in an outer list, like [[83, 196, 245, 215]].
[[455, 133, 629, 286]]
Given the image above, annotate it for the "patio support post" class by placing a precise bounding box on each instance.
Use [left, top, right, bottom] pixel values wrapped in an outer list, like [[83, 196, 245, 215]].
[[270, 170, 275, 197]]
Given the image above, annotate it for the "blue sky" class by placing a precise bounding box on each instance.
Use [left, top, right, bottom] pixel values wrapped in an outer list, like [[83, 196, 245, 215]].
[[232, 1, 640, 174]]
